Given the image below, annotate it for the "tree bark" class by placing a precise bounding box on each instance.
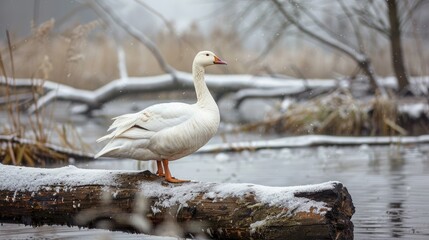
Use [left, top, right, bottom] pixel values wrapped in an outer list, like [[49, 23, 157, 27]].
[[0, 164, 355, 240], [387, 0, 410, 91]]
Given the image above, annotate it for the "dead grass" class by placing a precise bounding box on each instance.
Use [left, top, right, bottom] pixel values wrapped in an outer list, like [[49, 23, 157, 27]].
[[240, 89, 408, 136], [0, 33, 91, 166]]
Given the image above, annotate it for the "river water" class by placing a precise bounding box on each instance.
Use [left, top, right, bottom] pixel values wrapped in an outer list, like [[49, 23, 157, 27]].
[[1, 99, 429, 239]]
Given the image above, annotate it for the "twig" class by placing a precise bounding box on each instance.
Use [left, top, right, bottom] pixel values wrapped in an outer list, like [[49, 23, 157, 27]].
[[93, 1, 177, 78], [271, 0, 379, 91], [337, 0, 365, 52], [297, 1, 354, 47], [250, 21, 290, 64], [134, 0, 177, 39]]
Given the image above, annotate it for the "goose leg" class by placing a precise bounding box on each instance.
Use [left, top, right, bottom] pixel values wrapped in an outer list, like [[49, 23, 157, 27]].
[[162, 159, 189, 183], [156, 160, 164, 176]]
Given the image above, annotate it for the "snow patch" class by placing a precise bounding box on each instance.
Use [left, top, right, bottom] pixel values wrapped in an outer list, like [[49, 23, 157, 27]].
[[140, 181, 202, 208], [140, 180, 337, 215], [250, 219, 267, 234], [0, 164, 132, 192], [112, 190, 119, 199], [214, 152, 230, 162], [204, 191, 216, 200], [151, 206, 161, 215], [199, 135, 429, 152], [398, 102, 429, 119], [281, 98, 296, 111], [210, 181, 335, 213]]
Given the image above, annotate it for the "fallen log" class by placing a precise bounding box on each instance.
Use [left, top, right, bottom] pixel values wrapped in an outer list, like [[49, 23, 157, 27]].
[[0, 164, 354, 240], [198, 134, 429, 153], [0, 74, 329, 114], [0, 134, 94, 161]]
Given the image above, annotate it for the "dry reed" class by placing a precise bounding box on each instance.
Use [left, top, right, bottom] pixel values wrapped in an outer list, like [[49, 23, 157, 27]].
[[0, 31, 91, 166], [240, 89, 407, 136]]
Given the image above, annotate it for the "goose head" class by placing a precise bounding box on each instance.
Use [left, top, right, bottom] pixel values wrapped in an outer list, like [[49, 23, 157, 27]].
[[194, 51, 227, 67]]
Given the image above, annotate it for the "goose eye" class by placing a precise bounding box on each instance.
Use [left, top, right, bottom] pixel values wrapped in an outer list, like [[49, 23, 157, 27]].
[[205, 54, 209, 56]]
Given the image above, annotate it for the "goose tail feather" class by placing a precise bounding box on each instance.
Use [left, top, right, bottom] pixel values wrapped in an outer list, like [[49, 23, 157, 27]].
[[94, 145, 121, 159]]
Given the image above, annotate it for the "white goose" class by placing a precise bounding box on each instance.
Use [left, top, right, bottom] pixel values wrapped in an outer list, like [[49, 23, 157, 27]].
[[95, 51, 227, 183]]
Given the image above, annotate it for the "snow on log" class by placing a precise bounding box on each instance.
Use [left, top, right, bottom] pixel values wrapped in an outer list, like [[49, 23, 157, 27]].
[[0, 164, 354, 240], [232, 86, 333, 109], [199, 134, 429, 153]]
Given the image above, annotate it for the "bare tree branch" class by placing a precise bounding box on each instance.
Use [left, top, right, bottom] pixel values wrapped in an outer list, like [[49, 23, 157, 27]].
[[231, 1, 263, 33], [251, 21, 290, 64], [133, 0, 198, 52], [233, 7, 275, 48], [369, 0, 390, 30], [399, 0, 427, 28], [297, 1, 354, 48], [272, 0, 365, 64], [271, 0, 379, 91], [354, 6, 390, 37], [93, 1, 177, 78], [337, 0, 365, 52], [134, 0, 177, 38]]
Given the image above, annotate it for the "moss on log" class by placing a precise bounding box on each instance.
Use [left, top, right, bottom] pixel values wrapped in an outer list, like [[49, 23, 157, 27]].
[[0, 164, 354, 239]]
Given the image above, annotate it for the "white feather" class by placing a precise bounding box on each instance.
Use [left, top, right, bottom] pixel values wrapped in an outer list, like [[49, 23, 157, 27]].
[[94, 145, 121, 159]]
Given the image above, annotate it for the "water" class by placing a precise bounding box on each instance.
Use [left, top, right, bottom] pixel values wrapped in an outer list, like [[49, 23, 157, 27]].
[[4, 143, 428, 239], [1, 100, 429, 239]]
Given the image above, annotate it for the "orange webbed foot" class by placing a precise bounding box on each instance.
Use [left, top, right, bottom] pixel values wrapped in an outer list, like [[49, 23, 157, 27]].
[[161, 159, 190, 183], [165, 176, 190, 183]]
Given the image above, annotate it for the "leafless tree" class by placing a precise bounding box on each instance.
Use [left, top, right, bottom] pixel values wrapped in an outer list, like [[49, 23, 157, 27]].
[[268, 0, 379, 92], [354, 0, 427, 92], [229, 0, 427, 94]]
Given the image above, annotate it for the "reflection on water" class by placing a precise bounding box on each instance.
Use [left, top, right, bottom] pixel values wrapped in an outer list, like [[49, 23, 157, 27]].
[[352, 145, 429, 239], [388, 153, 406, 239], [0, 223, 176, 240]]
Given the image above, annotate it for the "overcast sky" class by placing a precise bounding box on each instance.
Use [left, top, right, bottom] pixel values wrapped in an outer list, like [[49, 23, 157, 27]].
[[0, 0, 223, 38], [143, 0, 222, 32]]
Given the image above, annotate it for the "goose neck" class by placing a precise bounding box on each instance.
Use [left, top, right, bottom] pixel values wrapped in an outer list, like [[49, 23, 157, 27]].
[[192, 64, 216, 107]]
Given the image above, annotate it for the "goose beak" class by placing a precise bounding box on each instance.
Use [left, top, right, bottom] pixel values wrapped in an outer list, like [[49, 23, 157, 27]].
[[213, 56, 227, 65]]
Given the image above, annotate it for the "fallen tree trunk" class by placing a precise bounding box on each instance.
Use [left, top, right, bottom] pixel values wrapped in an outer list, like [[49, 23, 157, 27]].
[[199, 134, 429, 153], [232, 86, 333, 109], [2, 75, 427, 115], [0, 74, 338, 114], [0, 164, 354, 240]]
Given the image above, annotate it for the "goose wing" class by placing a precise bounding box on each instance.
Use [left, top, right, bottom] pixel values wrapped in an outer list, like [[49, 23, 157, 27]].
[[97, 102, 196, 142]]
